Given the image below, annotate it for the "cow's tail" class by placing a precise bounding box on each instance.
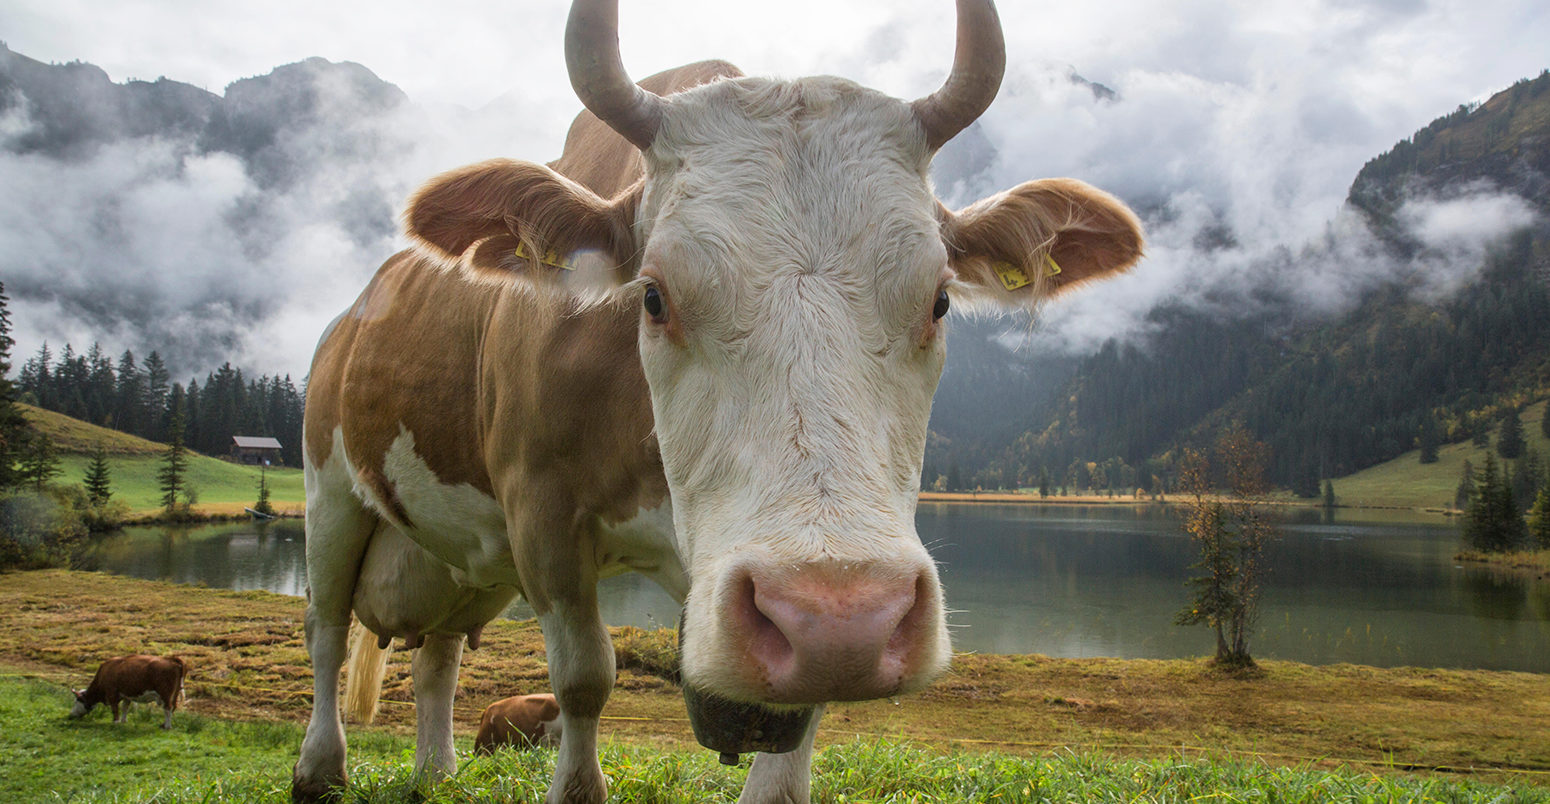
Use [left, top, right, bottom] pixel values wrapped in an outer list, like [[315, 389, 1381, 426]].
[[168, 655, 187, 709], [343, 619, 391, 724]]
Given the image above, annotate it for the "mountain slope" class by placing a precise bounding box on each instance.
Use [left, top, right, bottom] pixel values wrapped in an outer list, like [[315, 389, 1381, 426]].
[[946, 70, 1550, 493]]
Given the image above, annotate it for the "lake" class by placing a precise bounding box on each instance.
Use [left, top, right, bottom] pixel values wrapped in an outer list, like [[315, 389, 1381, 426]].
[[79, 504, 1550, 672]]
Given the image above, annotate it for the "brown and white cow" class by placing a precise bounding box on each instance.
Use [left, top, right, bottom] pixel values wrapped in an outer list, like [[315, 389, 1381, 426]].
[[292, 1, 1144, 802], [70, 654, 187, 730], [474, 693, 564, 754]]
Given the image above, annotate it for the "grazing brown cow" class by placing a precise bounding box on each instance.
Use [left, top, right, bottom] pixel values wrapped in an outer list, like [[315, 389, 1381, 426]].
[[293, 0, 1144, 801], [70, 654, 187, 729], [474, 693, 563, 754]]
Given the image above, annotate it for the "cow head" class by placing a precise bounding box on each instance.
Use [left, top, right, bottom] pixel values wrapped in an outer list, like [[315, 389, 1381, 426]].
[[69, 689, 90, 718], [405, 0, 1142, 720]]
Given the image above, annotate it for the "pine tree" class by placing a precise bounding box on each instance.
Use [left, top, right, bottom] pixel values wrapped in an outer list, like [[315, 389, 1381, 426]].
[[253, 463, 275, 516], [83, 443, 113, 505], [0, 281, 30, 489], [1498, 409, 1525, 460], [158, 411, 189, 513], [1526, 482, 1550, 550], [1455, 460, 1476, 511], [1322, 479, 1336, 509], [1463, 454, 1527, 552], [19, 432, 61, 491]]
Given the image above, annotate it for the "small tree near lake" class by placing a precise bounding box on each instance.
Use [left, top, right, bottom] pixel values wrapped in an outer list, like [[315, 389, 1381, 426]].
[[83, 444, 113, 505], [158, 411, 189, 515], [1174, 424, 1277, 669], [1462, 454, 1526, 553]]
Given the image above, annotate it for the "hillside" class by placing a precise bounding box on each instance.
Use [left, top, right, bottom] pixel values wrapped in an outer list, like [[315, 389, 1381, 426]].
[[937, 70, 1550, 495], [1333, 401, 1550, 510], [18, 403, 165, 455], [18, 404, 303, 515]]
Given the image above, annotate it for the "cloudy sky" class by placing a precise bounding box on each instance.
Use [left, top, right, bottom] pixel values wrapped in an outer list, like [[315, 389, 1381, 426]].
[[3, 0, 1548, 376]]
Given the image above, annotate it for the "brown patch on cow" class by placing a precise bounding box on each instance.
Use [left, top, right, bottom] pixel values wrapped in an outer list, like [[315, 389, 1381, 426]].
[[357, 466, 414, 530], [551, 60, 743, 197]]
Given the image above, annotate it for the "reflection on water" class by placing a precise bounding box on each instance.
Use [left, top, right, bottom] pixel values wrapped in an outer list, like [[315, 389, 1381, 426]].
[[81, 519, 309, 597], [80, 506, 1550, 671]]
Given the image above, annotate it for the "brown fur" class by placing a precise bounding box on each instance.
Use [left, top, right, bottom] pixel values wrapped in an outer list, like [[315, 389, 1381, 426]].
[[73, 654, 186, 726], [473, 693, 562, 754]]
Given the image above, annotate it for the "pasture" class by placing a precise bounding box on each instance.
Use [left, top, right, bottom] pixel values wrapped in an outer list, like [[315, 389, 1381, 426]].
[[0, 570, 1547, 801], [20, 404, 305, 517]]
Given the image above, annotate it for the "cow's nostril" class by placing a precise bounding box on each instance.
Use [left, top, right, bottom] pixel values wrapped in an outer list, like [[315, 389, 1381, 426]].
[[735, 573, 793, 681]]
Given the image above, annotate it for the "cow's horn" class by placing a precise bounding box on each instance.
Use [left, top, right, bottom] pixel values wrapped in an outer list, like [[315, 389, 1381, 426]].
[[565, 0, 665, 150], [912, 0, 1007, 150]]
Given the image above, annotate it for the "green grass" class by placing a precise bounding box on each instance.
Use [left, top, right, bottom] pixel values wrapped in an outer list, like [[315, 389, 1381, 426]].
[[1, 676, 1545, 803], [1332, 400, 1550, 510], [17, 403, 304, 515], [53, 453, 304, 515]]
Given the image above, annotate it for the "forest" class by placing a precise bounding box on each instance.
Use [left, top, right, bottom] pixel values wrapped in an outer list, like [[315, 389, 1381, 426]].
[[12, 343, 304, 467]]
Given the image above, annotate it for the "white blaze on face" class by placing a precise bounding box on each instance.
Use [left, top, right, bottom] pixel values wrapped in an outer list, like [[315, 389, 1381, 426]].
[[70, 697, 88, 718], [635, 77, 953, 705]]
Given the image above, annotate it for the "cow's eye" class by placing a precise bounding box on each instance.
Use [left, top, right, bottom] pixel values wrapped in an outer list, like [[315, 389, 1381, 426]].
[[643, 286, 667, 322], [932, 289, 950, 320]]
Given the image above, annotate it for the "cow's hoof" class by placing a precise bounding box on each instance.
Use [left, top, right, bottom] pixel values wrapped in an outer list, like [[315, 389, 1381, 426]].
[[544, 770, 607, 804], [291, 766, 343, 804]]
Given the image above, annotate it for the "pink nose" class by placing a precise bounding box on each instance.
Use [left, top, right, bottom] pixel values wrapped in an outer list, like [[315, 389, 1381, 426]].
[[732, 563, 936, 703]]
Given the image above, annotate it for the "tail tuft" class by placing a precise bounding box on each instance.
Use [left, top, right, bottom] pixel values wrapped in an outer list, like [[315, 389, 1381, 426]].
[[343, 619, 392, 724]]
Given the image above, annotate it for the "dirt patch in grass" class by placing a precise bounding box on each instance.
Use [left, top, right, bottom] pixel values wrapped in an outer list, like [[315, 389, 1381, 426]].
[[3, 569, 1548, 784]]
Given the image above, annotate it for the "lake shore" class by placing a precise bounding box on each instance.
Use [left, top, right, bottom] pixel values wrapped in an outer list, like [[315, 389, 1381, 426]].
[[3, 569, 1546, 784]]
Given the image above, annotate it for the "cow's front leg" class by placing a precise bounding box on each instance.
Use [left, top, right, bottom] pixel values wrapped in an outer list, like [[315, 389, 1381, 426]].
[[537, 587, 614, 804], [738, 706, 824, 804], [413, 632, 465, 780]]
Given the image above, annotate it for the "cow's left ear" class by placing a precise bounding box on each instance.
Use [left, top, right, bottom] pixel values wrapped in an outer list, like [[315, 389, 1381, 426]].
[[942, 178, 1143, 306], [404, 158, 642, 290]]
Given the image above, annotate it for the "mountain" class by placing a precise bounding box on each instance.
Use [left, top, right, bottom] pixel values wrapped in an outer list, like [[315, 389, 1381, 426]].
[[0, 45, 414, 374], [935, 70, 1550, 493]]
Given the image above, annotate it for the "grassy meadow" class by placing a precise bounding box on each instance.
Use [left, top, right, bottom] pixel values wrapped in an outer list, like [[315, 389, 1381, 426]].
[[1331, 400, 1550, 511], [4, 674, 1545, 804], [19, 404, 304, 516], [1, 570, 1548, 802]]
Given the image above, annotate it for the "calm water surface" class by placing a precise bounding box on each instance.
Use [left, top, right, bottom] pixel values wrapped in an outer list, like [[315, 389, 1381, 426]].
[[80, 505, 1550, 671]]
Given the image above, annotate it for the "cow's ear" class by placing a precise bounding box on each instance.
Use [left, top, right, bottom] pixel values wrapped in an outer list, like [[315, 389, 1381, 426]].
[[405, 159, 641, 289], [942, 178, 1143, 307]]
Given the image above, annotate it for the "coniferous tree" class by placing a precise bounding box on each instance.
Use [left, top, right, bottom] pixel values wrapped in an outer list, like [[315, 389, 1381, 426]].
[[18, 433, 60, 491], [0, 282, 30, 490], [158, 411, 189, 513], [1463, 454, 1527, 552], [1526, 480, 1550, 550], [1511, 450, 1544, 514], [83, 444, 113, 505], [1498, 409, 1526, 460], [1323, 479, 1336, 509], [1455, 459, 1477, 511], [143, 352, 169, 441]]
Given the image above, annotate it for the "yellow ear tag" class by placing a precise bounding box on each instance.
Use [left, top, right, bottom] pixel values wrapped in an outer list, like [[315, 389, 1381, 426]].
[[514, 241, 577, 271], [990, 254, 1061, 291]]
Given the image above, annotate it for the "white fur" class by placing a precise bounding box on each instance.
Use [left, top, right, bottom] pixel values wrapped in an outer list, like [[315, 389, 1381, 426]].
[[638, 78, 952, 702]]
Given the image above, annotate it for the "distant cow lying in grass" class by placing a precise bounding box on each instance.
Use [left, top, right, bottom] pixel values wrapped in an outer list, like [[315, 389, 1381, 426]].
[[69, 654, 187, 729], [474, 693, 562, 754]]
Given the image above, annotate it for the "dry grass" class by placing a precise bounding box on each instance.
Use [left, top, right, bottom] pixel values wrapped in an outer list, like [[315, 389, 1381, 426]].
[[3, 569, 1549, 783]]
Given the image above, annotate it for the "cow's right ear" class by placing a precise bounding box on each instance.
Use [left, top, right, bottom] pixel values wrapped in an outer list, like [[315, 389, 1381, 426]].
[[405, 159, 642, 289]]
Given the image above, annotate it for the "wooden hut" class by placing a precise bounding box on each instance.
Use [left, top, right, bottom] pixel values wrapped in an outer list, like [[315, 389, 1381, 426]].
[[231, 436, 283, 466]]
